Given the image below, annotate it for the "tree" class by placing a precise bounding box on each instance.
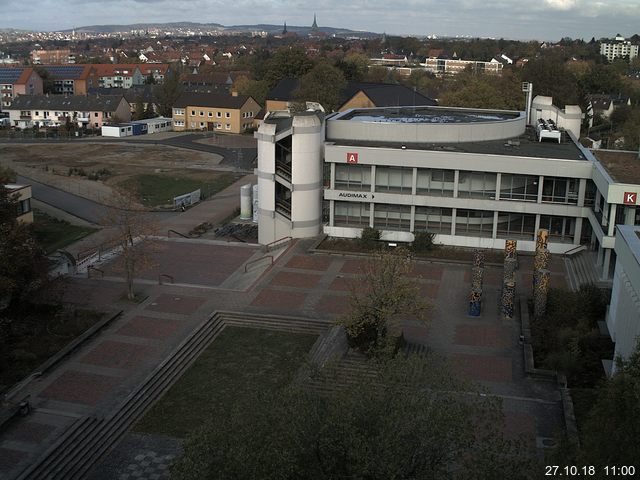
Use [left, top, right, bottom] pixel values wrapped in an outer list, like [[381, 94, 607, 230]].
[[578, 340, 640, 466], [101, 188, 159, 300], [133, 97, 145, 121], [172, 355, 536, 480], [339, 248, 428, 356], [154, 68, 183, 117], [439, 70, 524, 110], [521, 56, 581, 107], [264, 47, 314, 87], [295, 61, 347, 112], [336, 53, 369, 82], [234, 76, 269, 106]]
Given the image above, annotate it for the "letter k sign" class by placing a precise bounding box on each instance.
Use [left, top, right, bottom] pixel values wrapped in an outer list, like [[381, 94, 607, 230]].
[[624, 192, 637, 205]]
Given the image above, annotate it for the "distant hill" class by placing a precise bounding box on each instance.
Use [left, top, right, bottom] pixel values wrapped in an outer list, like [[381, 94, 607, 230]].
[[65, 21, 379, 38]]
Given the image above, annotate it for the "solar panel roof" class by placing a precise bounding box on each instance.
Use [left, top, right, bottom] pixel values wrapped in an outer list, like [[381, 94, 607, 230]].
[[0, 68, 25, 83], [40, 65, 86, 79]]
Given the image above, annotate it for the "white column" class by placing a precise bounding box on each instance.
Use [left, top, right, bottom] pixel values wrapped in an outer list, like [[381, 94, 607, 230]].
[[412, 167, 417, 195], [495, 173, 501, 200], [329, 200, 334, 226], [625, 206, 635, 225], [370, 165, 376, 193], [451, 208, 457, 235], [574, 217, 583, 245], [330, 162, 335, 190], [453, 170, 460, 197], [608, 203, 617, 236], [369, 203, 374, 227], [492, 211, 498, 239], [410, 205, 416, 232], [537, 175, 544, 203], [602, 249, 612, 281], [577, 178, 586, 207]]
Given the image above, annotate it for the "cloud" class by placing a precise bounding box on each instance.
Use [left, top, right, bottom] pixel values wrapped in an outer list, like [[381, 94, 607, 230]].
[[543, 0, 578, 10]]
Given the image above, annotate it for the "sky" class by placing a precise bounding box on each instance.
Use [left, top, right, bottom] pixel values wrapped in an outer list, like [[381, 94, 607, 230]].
[[1, 0, 639, 41]]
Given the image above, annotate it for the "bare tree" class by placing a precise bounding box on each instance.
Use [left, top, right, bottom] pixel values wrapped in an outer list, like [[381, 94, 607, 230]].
[[102, 187, 159, 300]]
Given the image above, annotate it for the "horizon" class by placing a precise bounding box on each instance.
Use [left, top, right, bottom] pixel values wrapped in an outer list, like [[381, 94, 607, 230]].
[[1, 0, 639, 42]]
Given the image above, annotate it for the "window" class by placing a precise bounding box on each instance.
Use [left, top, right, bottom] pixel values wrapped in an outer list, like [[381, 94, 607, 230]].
[[375, 166, 413, 194], [541, 177, 578, 204], [539, 215, 575, 243], [414, 207, 452, 234], [217, 112, 221, 118], [208, 112, 213, 117], [455, 209, 493, 237], [199, 122, 205, 128], [16, 198, 31, 216], [225, 123, 231, 130], [174, 120, 184, 126], [174, 109, 185, 116], [35, 111, 39, 116], [335, 164, 371, 191], [94, 112, 98, 117], [191, 110, 196, 116], [190, 122, 196, 128], [199, 111, 204, 116], [225, 112, 231, 118], [334, 201, 370, 227], [416, 168, 454, 197], [457, 171, 496, 199], [584, 180, 597, 207], [373, 203, 411, 231], [496, 212, 536, 240], [500, 174, 538, 202]]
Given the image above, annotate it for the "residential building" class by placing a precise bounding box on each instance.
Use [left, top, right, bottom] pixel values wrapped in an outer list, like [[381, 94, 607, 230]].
[[37, 65, 96, 95], [90, 64, 169, 89], [256, 101, 640, 285], [586, 94, 632, 127], [172, 92, 260, 133], [8, 94, 131, 129], [0, 67, 43, 111], [30, 48, 75, 64], [607, 224, 640, 371], [264, 78, 436, 114], [421, 57, 503, 76], [5, 184, 33, 224], [600, 35, 639, 62]]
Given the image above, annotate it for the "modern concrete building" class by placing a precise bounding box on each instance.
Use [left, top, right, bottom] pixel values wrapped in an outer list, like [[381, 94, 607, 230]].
[[607, 225, 640, 369], [256, 102, 640, 283], [600, 35, 639, 62]]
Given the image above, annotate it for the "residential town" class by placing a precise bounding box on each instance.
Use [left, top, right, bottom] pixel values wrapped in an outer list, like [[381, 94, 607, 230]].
[[0, 11, 639, 480]]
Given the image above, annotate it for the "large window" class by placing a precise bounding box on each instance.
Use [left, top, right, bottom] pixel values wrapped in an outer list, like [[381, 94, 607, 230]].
[[541, 177, 578, 204], [416, 168, 454, 197], [500, 174, 538, 202], [539, 215, 575, 243], [414, 206, 452, 234], [584, 180, 597, 207], [457, 171, 496, 199], [375, 167, 413, 194], [334, 201, 370, 227], [373, 203, 411, 231], [335, 164, 371, 191], [496, 212, 536, 240], [455, 209, 494, 237]]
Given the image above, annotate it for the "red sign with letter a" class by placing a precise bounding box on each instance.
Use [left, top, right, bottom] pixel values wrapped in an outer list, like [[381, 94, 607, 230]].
[[346, 152, 358, 164], [624, 192, 637, 205]]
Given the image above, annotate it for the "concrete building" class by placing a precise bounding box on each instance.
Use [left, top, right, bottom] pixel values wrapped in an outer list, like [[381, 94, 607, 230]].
[[0, 67, 43, 111], [5, 184, 33, 224], [256, 102, 640, 283], [607, 225, 640, 369], [8, 94, 131, 129], [37, 65, 96, 95], [600, 35, 639, 62], [420, 57, 503, 76], [30, 49, 75, 65], [172, 92, 260, 133], [92, 64, 171, 89]]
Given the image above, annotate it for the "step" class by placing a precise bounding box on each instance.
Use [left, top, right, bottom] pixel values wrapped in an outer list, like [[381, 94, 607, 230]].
[[563, 257, 579, 292]]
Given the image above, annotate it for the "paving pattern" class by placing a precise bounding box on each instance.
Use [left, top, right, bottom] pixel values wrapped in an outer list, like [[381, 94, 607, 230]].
[[0, 236, 569, 479]]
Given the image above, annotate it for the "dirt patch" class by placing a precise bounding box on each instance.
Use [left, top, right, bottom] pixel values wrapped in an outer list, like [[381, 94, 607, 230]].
[[0, 143, 222, 204]]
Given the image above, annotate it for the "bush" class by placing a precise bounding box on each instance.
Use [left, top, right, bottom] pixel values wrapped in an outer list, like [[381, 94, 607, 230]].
[[359, 227, 381, 250], [411, 231, 436, 253]]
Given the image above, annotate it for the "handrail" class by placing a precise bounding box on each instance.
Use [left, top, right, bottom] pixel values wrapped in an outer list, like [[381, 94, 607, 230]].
[[563, 244, 586, 257], [264, 236, 292, 252], [159, 274, 174, 285], [167, 229, 189, 238], [244, 255, 273, 272], [87, 266, 104, 278]]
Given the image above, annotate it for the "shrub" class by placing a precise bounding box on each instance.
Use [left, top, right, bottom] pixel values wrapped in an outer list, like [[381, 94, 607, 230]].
[[359, 227, 381, 250], [411, 231, 436, 253]]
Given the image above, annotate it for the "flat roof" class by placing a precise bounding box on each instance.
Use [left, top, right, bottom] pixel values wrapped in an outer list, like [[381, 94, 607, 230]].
[[618, 225, 640, 266], [338, 106, 520, 124], [330, 128, 586, 161], [591, 149, 640, 184]]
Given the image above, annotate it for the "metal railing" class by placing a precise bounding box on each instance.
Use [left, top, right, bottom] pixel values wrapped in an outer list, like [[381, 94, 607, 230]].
[[264, 236, 292, 252], [563, 244, 586, 257], [244, 255, 273, 273], [167, 229, 189, 238]]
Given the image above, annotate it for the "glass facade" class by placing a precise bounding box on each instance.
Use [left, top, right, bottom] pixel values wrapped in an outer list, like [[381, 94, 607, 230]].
[[416, 169, 454, 196], [539, 215, 575, 243], [373, 203, 411, 231], [334, 201, 370, 227], [375, 166, 413, 194], [541, 177, 578, 204], [500, 174, 538, 202], [457, 171, 496, 199], [335, 164, 371, 191], [496, 212, 536, 239], [455, 209, 494, 237], [414, 207, 452, 234]]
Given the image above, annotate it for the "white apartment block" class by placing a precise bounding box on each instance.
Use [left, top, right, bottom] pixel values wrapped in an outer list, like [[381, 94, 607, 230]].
[[600, 36, 639, 62]]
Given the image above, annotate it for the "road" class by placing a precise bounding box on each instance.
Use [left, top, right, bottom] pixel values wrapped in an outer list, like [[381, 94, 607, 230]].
[[19, 175, 176, 225]]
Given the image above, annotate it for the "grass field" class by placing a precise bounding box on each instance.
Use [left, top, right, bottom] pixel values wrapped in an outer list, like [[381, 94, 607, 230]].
[[119, 172, 240, 207], [32, 210, 97, 253], [134, 326, 317, 438]]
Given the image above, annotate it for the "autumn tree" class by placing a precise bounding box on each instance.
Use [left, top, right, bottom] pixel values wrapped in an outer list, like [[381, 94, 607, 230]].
[[154, 68, 183, 117], [339, 248, 428, 356], [263, 47, 314, 87], [439, 70, 524, 110], [336, 53, 370, 82], [102, 188, 159, 300], [521, 55, 581, 107], [171, 355, 537, 480], [234, 76, 269, 106], [295, 61, 347, 112]]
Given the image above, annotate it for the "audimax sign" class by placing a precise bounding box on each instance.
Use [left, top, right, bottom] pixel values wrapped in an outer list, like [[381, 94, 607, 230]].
[[338, 192, 371, 199]]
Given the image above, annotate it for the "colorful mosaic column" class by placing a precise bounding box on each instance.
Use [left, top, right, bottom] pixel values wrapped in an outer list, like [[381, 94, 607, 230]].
[[533, 247, 551, 293], [504, 239, 517, 261], [504, 258, 517, 282], [501, 280, 516, 319], [534, 269, 550, 318], [535, 229, 549, 252], [473, 249, 485, 270], [469, 264, 484, 317]]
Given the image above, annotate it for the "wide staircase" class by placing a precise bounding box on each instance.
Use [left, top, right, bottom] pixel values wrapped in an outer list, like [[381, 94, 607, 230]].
[[564, 251, 602, 291]]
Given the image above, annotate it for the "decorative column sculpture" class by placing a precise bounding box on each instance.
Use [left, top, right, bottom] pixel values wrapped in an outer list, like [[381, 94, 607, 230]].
[[535, 229, 549, 252], [501, 280, 516, 319], [534, 269, 550, 318], [469, 250, 485, 317]]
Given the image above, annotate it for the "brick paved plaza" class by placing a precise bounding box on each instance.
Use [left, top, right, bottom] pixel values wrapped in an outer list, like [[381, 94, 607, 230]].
[[0, 236, 567, 479]]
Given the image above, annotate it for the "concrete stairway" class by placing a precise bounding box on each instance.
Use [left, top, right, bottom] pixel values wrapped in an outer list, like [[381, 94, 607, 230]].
[[564, 251, 600, 291]]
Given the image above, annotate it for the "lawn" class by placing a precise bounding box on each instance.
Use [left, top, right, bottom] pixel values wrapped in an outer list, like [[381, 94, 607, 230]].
[[0, 306, 105, 393], [134, 326, 318, 438], [32, 210, 97, 253], [119, 172, 240, 207]]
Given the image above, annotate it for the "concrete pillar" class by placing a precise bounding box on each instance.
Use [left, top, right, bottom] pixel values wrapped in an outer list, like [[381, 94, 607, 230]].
[[537, 175, 544, 203], [495, 173, 501, 201], [473, 249, 485, 270], [410, 205, 416, 232], [453, 170, 460, 197], [534, 214, 541, 237], [597, 245, 604, 266], [595, 189, 601, 213], [451, 208, 457, 236], [329, 200, 335, 226], [492, 211, 498, 239], [412, 167, 418, 196], [602, 249, 611, 281], [369, 202, 374, 227], [330, 162, 335, 190], [504, 239, 517, 261], [469, 264, 484, 317], [370, 165, 376, 193], [574, 217, 583, 245], [608, 204, 617, 236], [625, 206, 636, 225], [578, 178, 586, 207]]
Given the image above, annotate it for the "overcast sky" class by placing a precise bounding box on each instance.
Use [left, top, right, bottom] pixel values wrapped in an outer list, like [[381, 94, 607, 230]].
[[1, 0, 639, 41]]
